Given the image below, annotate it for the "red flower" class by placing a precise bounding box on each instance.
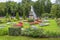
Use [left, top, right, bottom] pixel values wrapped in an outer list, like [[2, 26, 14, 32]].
[[19, 22, 23, 24], [16, 22, 23, 27]]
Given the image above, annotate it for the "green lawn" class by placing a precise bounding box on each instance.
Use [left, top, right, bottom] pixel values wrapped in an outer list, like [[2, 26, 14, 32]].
[[23, 19, 60, 33], [40, 19, 60, 33], [0, 36, 60, 40]]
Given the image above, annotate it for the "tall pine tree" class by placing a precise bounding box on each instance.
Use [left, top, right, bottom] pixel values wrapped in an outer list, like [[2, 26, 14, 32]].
[[22, 0, 31, 19], [50, 4, 58, 18], [45, 0, 52, 13], [33, 0, 45, 17]]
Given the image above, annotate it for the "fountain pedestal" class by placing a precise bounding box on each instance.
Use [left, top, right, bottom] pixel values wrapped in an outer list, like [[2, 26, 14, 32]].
[[29, 12, 34, 19]]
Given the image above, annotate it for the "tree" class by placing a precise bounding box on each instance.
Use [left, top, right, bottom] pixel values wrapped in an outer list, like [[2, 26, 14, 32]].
[[33, 1, 41, 17], [56, 5, 60, 18], [0, 3, 6, 16], [33, 0, 45, 17], [15, 12, 20, 20], [6, 1, 18, 16], [17, 3, 23, 16], [5, 13, 10, 18], [50, 4, 58, 18], [42, 13, 49, 17], [45, 0, 52, 13], [22, 0, 31, 19]]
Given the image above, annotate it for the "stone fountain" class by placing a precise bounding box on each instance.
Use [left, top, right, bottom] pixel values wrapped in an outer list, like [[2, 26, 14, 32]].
[[29, 6, 37, 20]]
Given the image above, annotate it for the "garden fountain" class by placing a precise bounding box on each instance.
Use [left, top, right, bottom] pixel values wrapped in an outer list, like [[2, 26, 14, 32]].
[[29, 6, 50, 26], [29, 6, 37, 20]]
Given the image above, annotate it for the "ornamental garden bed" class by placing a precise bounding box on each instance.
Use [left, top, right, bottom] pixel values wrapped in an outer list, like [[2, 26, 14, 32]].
[[0, 18, 59, 38]]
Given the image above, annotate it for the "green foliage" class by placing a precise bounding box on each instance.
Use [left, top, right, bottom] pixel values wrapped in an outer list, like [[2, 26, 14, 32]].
[[56, 5, 60, 18], [0, 20, 4, 24], [50, 4, 58, 18], [12, 18, 18, 22], [22, 0, 31, 19], [42, 13, 49, 17], [42, 13, 54, 18], [45, 0, 52, 13], [0, 3, 6, 16], [6, 1, 18, 16], [33, 0, 45, 17], [56, 18, 60, 26], [5, 13, 12, 22], [21, 28, 44, 37], [28, 18, 34, 22], [6, 17, 12, 22], [44, 31, 60, 37], [0, 28, 8, 36], [15, 12, 20, 20], [50, 4, 60, 18], [0, 0, 59, 18], [5, 13, 9, 18], [8, 27, 21, 36], [22, 11, 26, 20]]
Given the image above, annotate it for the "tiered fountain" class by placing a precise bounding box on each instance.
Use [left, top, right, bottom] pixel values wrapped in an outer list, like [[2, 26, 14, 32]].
[[29, 6, 37, 20], [29, 6, 42, 25]]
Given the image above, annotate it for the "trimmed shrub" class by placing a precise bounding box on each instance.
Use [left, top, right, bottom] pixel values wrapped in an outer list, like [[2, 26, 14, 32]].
[[43, 31, 60, 38], [8, 27, 21, 36], [21, 28, 60, 38], [56, 18, 60, 26], [5, 13, 9, 18], [28, 19, 34, 22], [41, 13, 54, 18], [15, 12, 20, 20], [7, 19, 11, 22], [42, 13, 49, 18], [21, 28, 44, 38], [0, 20, 4, 24], [0, 28, 8, 36]]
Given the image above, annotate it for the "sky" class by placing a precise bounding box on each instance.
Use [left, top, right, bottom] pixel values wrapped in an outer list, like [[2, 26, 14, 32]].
[[0, 0, 56, 3]]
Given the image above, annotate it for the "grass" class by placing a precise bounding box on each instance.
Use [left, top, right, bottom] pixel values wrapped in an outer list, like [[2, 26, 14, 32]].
[[0, 36, 60, 40], [23, 19, 60, 33], [40, 19, 60, 33]]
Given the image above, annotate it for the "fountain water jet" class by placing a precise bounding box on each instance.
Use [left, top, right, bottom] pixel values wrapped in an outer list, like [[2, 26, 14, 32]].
[[29, 6, 37, 20]]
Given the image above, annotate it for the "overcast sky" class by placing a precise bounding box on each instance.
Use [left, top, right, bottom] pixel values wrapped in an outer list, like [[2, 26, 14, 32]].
[[0, 0, 56, 3]]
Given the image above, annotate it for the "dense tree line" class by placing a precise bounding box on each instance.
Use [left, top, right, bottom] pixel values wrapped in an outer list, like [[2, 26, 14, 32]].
[[0, 0, 60, 18]]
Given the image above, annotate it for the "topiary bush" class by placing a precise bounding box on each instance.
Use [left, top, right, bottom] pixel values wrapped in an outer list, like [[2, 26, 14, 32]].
[[43, 31, 60, 38], [0, 20, 4, 24], [28, 19, 34, 22], [5, 13, 9, 18], [42, 13, 49, 18], [8, 27, 21, 36], [21, 28, 44, 38], [0, 27, 8, 36], [15, 12, 20, 20], [13, 18, 18, 22], [56, 18, 60, 26]]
